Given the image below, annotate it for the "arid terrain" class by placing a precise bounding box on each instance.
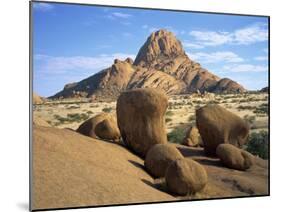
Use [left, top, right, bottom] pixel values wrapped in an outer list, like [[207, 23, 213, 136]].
[[34, 92, 268, 134]]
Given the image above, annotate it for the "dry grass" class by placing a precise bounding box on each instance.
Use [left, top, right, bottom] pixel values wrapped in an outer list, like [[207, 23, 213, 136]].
[[34, 93, 268, 133]]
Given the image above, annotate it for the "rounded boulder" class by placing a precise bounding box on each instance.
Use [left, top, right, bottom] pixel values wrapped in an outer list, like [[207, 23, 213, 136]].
[[182, 126, 201, 147], [165, 158, 208, 195], [117, 88, 168, 157], [95, 119, 121, 141], [144, 144, 183, 178], [77, 113, 120, 141], [216, 143, 255, 171]]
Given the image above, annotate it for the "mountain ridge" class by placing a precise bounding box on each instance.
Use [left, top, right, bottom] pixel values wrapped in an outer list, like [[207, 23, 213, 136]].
[[50, 29, 246, 99]]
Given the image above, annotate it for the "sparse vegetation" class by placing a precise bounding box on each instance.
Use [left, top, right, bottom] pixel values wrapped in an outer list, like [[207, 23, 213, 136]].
[[167, 127, 186, 144], [67, 105, 80, 109], [90, 104, 99, 108], [53, 113, 89, 125], [102, 107, 113, 113], [166, 111, 174, 116], [243, 114, 256, 125], [165, 118, 172, 123], [237, 105, 256, 111], [253, 103, 268, 115], [188, 114, 196, 122], [245, 130, 268, 159]]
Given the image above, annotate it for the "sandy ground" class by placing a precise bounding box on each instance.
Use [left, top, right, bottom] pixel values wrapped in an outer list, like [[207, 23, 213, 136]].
[[34, 93, 268, 134]]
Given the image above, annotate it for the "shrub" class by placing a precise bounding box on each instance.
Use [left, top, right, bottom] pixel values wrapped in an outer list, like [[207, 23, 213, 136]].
[[245, 130, 268, 159], [165, 118, 172, 123], [67, 113, 89, 122], [166, 111, 174, 116], [188, 114, 196, 122], [237, 105, 256, 111], [192, 100, 202, 104], [67, 105, 80, 109], [53, 113, 89, 125], [167, 127, 186, 144], [253, 103, 268, 115], [102, 107, 112, 113]]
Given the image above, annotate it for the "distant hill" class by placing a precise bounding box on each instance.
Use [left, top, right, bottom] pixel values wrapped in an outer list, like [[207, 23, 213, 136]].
[[50, 29, 246, 99], [260, 86, 269, 93]]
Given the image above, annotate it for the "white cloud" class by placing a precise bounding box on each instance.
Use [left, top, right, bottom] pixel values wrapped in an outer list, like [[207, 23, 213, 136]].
[[254, 56, 268, 61], [35, 53, 136, 74], [233, 24, 268, 45], [223, 64, 268, 73], [189, 23, 268, 46], [33, 3, 54, 12], [111, 12, 132, 18], [189, 31, 232, 46], [188, 51, 244, 64], [183, 42, 204, 49]]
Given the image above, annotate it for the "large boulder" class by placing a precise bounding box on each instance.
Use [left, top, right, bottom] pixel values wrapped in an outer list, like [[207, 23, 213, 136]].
[[144, 144, 183, 178], [77, 113, 120, 141], [165, 158, 208, 195], [196, 105, 250, 155], [216, 144, 255, 171], [117, 88, 168, 157], [95, 119, 121, 141], [182, 126, 202, 147]]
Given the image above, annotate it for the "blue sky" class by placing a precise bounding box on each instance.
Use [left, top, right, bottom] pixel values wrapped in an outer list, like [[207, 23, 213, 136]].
[[33, 2, 269, 97]]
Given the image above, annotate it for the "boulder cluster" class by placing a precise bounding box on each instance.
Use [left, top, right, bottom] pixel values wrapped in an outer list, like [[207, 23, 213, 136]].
[[74, 87, 256, 196], [196, 104, 250, 155]]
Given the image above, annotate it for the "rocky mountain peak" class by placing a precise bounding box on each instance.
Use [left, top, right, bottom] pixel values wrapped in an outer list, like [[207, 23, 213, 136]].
[[51, 29, 246, 100], [134, 29, 186, 66]]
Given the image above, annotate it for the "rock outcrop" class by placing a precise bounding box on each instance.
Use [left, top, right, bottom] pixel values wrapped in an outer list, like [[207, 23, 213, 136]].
[[76, 113, 119, 141], [210, 78, 246, 93], [117, 88, 168, 157], [196, 105, 250, 155], [216, 144, 255, 171], [165, 158, 208, 195], [144, 144, 183, 178], [50, 29, 246, 100], [182, 126, 202, 147], [51, 58, 135, 99], [134, 29, 186, 67], [260, 86, 269, 93]]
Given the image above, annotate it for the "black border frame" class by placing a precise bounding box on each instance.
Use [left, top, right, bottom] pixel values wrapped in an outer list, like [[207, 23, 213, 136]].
[[29, 1, 270, 211]]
